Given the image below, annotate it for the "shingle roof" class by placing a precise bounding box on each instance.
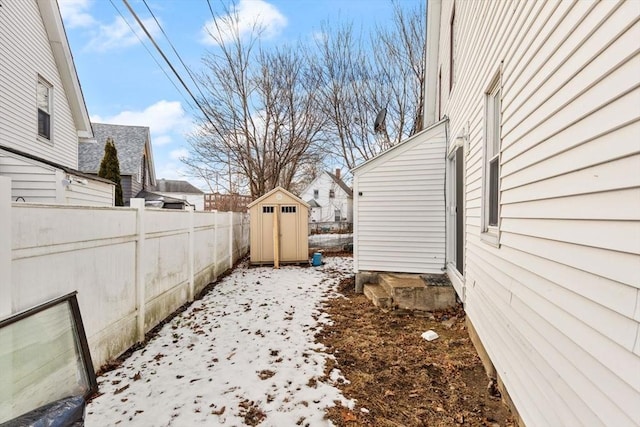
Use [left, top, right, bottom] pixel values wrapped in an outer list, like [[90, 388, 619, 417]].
[[79, 123, 150, 175], [307, 199, 321, 208], [156, 179, 203, 194], [326, 171, 353, 197]]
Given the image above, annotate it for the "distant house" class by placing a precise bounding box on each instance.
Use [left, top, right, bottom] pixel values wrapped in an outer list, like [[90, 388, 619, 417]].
[[0, 0, 114, 206], [204, 193, 252, 212], [354, 1, 640, 425], [79, 123, 156, 205], [299, 169, 353, 231], [155, 179, 204, 210]]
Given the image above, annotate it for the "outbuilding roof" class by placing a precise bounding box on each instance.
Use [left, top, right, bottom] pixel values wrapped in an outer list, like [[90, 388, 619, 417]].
[[156, 179, 203, 194], [247, 186, 310, 208]]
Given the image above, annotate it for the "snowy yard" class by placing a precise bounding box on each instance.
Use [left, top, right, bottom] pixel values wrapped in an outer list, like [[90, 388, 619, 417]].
[[87, 258, 355, 426]]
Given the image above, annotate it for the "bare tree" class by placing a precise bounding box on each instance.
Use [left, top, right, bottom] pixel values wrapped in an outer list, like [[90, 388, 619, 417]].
[[184, 8, 327, 198], [313, 2, 426, 170]]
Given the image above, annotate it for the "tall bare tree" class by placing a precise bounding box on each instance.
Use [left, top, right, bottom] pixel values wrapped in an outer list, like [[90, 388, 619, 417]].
[[313, 2, 426, 170], [184, 9, 327, 198]]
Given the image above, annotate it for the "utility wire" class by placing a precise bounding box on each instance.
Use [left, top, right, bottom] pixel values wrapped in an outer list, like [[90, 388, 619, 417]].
[[121, 0, 219, 133], [107, 0, 194, 110], [140, 0, 209, 103]]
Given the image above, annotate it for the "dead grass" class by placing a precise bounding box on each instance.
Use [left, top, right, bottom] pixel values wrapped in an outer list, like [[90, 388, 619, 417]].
[[318, 275, 514, 427]]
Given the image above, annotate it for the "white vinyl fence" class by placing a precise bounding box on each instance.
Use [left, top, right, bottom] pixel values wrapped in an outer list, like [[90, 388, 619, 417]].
[[0, 177, 249, 370]]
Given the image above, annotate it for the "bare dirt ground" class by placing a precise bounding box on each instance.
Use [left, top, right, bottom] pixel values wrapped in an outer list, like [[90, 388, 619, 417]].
[[318, 274, 515, 427]]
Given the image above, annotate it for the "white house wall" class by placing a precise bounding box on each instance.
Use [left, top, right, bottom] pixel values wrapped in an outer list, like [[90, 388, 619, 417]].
[[0, 151, 57, 203], [433, 0, 640, 425], [300, 173, 352, 223], [65, 178, 114, 207], [0, 0, 79, 168], [354, 121, 447, 274]]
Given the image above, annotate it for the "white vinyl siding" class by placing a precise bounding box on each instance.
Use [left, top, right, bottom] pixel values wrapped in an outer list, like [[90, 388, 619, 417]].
[[65, 180, 114, 207], [434, 0, 640, 425], [354, 120, 447, 274], [0, 0, 78, 168], [0, 152, 57, 203], [299, 173, 352, 224]]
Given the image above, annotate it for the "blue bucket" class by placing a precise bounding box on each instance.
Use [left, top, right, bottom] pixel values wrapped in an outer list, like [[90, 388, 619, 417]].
[[312, 252, 322, 267]]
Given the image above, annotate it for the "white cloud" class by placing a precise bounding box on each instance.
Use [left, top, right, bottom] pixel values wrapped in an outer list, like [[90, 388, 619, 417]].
[[85, 16, 161, 52], [91, 100, 190, 136], [201, 0, 287, 45], [169, 148, 189, 160], [58, 0, 96, 28]]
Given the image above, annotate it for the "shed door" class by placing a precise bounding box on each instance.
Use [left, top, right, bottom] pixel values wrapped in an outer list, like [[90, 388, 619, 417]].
[[280, 205, 298, 261], [261, 205, 275, 261]]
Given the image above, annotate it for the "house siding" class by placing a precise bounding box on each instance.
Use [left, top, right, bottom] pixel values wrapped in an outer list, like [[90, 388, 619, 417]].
[[65, 180, 114, 206], [0, 0, 79, 168], [354, 121, 447, 274], [299, 173, 352, 224], [0, 152, 57, 203], [434, 0, 640, 425]]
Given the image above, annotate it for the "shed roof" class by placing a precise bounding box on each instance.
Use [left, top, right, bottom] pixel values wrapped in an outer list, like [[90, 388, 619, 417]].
[[79, 123, 154, 177], [248, 186, 310, 208]]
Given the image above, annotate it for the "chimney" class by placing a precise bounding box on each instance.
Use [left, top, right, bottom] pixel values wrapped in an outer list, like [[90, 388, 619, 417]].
[[335, 168, 341, 179]]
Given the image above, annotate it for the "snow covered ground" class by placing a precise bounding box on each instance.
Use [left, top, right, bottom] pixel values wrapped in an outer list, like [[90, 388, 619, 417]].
[[86, 257, 355, 426]]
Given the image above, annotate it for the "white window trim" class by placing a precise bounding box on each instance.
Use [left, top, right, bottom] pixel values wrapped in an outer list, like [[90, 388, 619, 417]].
[[36, 75, 53, 144], [481, 69, 502, 248]]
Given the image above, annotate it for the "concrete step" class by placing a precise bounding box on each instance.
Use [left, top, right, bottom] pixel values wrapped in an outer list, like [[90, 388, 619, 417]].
[[363, 284, 391, 309], [379, 273, 456, 311]]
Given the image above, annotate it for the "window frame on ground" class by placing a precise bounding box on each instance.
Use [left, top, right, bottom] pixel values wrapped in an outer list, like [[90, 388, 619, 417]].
[[482, 71, 502, 246], [37, 76, 52, 141]]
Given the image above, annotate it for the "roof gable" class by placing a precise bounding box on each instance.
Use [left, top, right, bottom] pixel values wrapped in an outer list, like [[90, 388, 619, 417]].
[[248, 186, 310, 208], [352, 119, 448, 176], [79, 123, 155, 180]]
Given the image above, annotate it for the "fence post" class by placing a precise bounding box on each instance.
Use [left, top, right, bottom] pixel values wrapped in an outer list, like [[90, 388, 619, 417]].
[[228, 211, 234, 269], [187, 206, 195, 301], [131, 198, 146, 343], [0, 177, 12, 318], [213, 210, 218, 280]]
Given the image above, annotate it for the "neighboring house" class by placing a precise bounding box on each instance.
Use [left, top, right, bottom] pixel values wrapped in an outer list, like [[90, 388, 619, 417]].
[[79, 123, 156, 205], [155, 179, 204, 210], [299, 169, 353, 230], [204, 193, 251, 212], [0, 0, 114, 206], [354, 1, 640, 426]]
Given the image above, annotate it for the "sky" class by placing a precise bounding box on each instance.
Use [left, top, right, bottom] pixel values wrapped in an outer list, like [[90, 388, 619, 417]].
[[59, 0, 421, 192]]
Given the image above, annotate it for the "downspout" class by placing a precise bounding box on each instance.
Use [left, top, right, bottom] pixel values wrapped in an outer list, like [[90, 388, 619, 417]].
[[424, 0, 442, 127]]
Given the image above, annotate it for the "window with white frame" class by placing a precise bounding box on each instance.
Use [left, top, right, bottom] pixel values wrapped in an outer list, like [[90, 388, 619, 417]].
[[334, 209, 341, 222], [484, 77, 501, 231], [313, 189, 319, 198], [37, 77, 52, 140]]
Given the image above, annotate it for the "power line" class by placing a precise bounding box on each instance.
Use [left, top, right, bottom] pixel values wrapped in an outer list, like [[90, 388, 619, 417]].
[[107, 0, 194, 110], [121, 0, 219, 133], [140, 0, 209, 103]]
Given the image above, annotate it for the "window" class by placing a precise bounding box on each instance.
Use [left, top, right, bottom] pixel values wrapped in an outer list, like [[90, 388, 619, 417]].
[[281, 206, 296, 213], [449, 4, 455, 92], [262, 206, 274, 213], [313, 189, 319, 199], [329, 189, 335, 198], [37, 77, 52, 140], [484, 76, 501, 233], [334, 209, 341, 222]]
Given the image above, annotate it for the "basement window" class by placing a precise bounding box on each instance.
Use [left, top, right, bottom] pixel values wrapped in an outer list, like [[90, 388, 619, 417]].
[[0, 292, 97, 424]]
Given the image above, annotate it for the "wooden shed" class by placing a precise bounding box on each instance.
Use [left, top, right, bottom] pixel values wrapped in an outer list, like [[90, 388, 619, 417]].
[[248, 187, 309, 266]]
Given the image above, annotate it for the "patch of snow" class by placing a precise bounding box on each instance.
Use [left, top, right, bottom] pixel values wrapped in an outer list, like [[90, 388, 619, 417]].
[[86, 257, 355, 426]]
